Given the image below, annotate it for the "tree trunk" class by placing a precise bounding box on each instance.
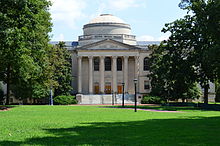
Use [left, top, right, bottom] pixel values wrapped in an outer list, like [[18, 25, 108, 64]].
[[6, 65, 11, 105], [182, 98, 185, 103], [204, 84, 209, 105]]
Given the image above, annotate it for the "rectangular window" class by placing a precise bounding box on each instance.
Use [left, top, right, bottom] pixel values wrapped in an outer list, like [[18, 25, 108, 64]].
[[144, 81, 150, 90], [105, 57, 111, 71], [117, 58, 122, 71], [94, 57, 99, 71]]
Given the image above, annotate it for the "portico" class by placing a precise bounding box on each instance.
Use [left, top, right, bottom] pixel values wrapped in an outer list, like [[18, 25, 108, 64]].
[[77, 54, 140, 95]]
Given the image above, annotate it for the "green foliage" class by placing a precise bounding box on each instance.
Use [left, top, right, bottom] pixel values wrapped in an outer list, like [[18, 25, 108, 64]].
[[141, 96, 164, 104], [54, 95, 77, 105], [215, 85, 220, 102], [49, 42, 73, 97], [0, 0, 52, 103], [178, 0, 220, 104], [182, 83, 202, 101], [150, 0, 219, 104], [149, 39, 197, 101], [0, 83, 4, 104]]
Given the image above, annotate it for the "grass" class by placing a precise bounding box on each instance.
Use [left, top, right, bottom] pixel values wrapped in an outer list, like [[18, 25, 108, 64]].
[[0, 105, 220, 146]]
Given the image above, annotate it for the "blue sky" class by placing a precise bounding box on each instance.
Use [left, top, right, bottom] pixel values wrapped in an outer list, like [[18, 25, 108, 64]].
[[50, 0, 187, 41]]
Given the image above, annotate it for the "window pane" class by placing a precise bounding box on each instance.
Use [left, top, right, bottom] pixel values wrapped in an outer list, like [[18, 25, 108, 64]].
[[94, 57, 99, 71], [144, 81, 150, 89], [117, 58, 122, 71], [144, 57, 150, 71], [105, 57, 111, 71]]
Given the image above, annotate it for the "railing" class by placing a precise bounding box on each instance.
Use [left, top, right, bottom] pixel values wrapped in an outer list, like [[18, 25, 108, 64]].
[[78, 34, 136, 41]]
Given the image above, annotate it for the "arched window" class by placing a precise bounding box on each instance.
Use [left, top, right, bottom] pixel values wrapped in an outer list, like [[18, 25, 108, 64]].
[[143, 57, 150, 71], [117, 58, 122, 71], [94, 57, 99, 71], [105, 57, 111, 71]]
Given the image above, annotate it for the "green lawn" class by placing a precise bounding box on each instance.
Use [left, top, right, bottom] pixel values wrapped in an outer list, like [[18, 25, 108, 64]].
[[0, 105, 220, 146]]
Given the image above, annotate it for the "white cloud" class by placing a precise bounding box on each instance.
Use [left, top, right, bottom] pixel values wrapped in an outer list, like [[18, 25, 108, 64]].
[[137, 35, 155, 41], [108, 0, 141, 10], [92, 0, 144, 14], [50, 0, 86, 28], [137, 35, 169, 41], [58, 33, 65, 41], [53, 33, 65, 41]]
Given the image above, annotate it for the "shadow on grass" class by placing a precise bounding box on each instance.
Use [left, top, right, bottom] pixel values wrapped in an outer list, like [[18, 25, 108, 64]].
[[0, 105, 17, 111], [110, 105, 202, 111], [1, 116, 220, 146]]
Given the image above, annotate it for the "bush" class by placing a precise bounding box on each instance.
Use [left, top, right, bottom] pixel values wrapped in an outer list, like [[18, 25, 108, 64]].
[[0, 85, 4, 105], [54, 95, 77, 105], [215, 87, 220, 102], [141, 96, 164, 104]]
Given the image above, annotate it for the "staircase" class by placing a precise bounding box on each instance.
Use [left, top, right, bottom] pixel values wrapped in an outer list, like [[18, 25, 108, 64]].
[[77, 94, 136, 104]]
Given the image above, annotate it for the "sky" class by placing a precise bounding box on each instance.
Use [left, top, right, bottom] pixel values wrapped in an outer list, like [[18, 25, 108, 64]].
[[49, 0, 188, 42]]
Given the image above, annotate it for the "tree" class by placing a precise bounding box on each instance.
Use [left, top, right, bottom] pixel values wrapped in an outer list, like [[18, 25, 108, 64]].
[[0, 0, 52, 104], [215, 80, 220, 102], [182, 0, 220, 104], [149, 31, 199, 102], [0, 83, 4, 104], [48, 42, 73, 97], [178, 0, 220, 104], [153, 0, 220, 104]]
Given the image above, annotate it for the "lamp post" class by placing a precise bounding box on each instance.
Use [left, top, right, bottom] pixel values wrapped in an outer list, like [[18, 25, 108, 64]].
[[112, 90, 114, 105], [122, 82, 125, 108], [133, 79, 138, 112], [50, 87, 53, 106]]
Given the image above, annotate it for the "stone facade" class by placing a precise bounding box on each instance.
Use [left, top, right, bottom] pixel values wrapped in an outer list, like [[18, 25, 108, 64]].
[[68, 14, 151, 103]]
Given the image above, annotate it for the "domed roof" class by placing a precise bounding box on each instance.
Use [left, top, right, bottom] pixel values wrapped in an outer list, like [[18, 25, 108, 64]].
[[88, 14, 126, 24]]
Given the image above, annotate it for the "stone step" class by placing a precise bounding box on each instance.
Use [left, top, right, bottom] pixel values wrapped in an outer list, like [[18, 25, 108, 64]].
[[77, 94, 138, 104]]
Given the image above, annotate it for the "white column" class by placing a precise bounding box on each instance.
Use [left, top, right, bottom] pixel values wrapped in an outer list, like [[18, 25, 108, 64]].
[[88, 56, 93, 94], [135, 56, 140, 93], [77, 56, 82, 93], [134, 56, 139, 79], [112, 56, 117, 93], [123, 56, 129, 93], [100, 56, 105, 94]]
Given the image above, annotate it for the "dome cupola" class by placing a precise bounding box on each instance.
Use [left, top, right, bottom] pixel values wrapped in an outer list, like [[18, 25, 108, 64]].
[[78, 14, 136, 46], [83, 14, 131, 35]]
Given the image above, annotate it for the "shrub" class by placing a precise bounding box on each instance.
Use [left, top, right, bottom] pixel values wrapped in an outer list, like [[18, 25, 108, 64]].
[[141, 96, 163, 104], [0, 85, 4, 105], [54, 95, 77, 105], [215, 87, 220, 102]]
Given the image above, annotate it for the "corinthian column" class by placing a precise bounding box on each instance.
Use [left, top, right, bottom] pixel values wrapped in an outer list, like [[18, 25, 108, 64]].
[[100, 56, 105, 94], [112, 56, 117, 93], [123, 56, 128, 93], [88, 56, 93, 94], [77, 56, 82, 93]]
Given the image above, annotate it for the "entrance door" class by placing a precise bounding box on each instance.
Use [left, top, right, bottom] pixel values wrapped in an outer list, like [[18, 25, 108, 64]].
[[94, 85, 99, 94], [117, 85, 122, 94], [105, 84, 111, 94]]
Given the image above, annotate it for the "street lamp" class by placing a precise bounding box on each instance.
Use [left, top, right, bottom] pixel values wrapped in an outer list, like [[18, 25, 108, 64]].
[[122, 82, 125, 108], [133, 79, 138, 112], [50, 87, 53, 106], [111, 90, 114, 105]]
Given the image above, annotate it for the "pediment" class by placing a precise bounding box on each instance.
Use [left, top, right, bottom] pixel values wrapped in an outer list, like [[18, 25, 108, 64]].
[[91, 42, 125, 49], [77, 39, 140, 50]]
